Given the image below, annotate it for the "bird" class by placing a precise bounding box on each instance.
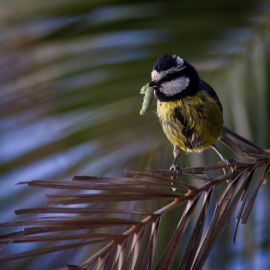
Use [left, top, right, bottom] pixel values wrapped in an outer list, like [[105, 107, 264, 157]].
[[148, 54, 227, 172]]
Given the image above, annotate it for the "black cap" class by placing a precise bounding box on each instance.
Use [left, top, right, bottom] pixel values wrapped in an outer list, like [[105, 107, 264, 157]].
[[153, 54, 178, 72]]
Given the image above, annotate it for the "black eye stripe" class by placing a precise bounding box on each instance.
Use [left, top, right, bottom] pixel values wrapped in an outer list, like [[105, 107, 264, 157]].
[[159, 70, 185, 84]]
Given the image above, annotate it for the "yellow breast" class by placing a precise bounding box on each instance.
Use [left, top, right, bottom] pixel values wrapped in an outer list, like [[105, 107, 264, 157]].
[[156, 91, 223, 152]]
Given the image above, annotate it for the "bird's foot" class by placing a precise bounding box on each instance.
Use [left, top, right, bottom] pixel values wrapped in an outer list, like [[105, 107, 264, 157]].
[[222, 158, 236, 182], [169, 164, 182, 174], [224, 158, 236, 173], [169, 164, 182, 191]]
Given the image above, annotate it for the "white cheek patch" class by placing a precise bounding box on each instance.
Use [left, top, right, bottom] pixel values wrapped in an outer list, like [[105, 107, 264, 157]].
[[160, 76, 190, 96]]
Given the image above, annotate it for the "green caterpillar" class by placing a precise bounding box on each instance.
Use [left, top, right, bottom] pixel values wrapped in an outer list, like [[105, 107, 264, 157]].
[[139, 83, 154, 115]]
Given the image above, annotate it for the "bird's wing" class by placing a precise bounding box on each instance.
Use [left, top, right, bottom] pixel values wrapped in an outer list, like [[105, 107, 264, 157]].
[[199, 79, 223, 111]]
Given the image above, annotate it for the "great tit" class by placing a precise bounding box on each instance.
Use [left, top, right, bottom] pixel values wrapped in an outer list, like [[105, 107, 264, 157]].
[[149, 54, 224, 171]]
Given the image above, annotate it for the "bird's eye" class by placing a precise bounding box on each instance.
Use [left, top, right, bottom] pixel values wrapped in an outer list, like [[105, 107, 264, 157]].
[[160, 73, 175, 83], [160, 68, 186, 83]]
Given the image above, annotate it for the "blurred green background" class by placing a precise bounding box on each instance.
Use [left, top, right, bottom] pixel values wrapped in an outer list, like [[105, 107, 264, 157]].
[[0, 0, 270, 269]]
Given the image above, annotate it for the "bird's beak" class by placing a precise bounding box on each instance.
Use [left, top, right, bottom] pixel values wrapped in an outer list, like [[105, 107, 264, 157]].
[[149, 81, 159, 89]]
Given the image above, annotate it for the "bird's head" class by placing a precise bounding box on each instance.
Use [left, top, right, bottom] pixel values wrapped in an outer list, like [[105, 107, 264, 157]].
[[149, 54, 199, 101]]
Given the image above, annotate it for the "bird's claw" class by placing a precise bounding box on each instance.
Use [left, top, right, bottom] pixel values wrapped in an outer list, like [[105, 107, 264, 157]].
[[221, 159, 236, 181], [169, 164, 181, 192], [169, 164, 181, 174], [224, 158, 236, 173]]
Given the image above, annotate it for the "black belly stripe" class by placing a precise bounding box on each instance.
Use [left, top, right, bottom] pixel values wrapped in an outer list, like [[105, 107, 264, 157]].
[[173, 107, 194, 148], [196, 105, 204, 115]]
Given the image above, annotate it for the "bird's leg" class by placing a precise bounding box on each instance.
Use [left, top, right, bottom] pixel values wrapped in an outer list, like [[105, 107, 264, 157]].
[[170, 146, 181, 173], [211, 145, 236, 174]]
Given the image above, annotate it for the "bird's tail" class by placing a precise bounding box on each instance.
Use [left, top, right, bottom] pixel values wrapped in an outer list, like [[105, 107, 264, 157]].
[[220, 127, 266, 159]]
